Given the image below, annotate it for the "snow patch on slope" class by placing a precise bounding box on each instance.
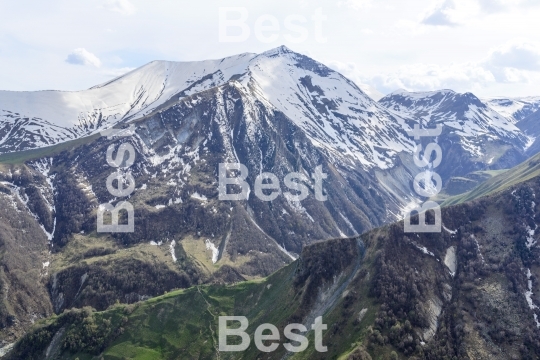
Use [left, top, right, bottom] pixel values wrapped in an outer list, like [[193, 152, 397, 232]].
[[470, 234, 485, 263], [169, 240, 177, 262], [525, 268, 540, 328], [444, 246, 457, 277], [443, 224, 457, 235], [205, 239, 219, 264], [413, 243, 435, 257], [526, 225, 538, 249]]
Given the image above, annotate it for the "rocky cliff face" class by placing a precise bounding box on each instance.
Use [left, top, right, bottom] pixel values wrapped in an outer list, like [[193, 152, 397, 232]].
[[0, 163, 54, 344], [517, 109, 540, 156]]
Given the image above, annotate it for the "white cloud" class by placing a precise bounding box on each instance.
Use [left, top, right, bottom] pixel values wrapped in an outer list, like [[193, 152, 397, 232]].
[[102, 0, 136, 16], [393, 19, 427, 35], [338, 0, 373, 10], [476, 0, 507, 13], [499, 67, 529, 83], [368, 63, 495, 94], [65, 48, 101, 67], [485, 40, 540, 71], [477, 0, 540, 13], [102, 67, 135, 78], [421, 0, 480, 27], [2, 0, 540, 97], [420, 0, 540, 27], [422, 0, 458, 26], [480, 40, 540, 83], [355, 39, 540, 94], [326, 61, 385, 100]]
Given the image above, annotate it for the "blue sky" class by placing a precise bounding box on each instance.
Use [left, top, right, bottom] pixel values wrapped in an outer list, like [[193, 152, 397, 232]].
[[1, 0, 539, 98]]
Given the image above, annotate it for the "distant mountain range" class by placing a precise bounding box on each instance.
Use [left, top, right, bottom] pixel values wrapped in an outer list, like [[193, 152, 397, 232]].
[[483, 96, 540, 122]]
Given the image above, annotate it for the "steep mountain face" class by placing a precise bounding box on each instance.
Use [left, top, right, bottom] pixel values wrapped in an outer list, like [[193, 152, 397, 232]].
[[379, 89, 529, 182], [2, 49, 538, 218], [0, 164, 55, 344], [484, 96, 540, 123], [7, 173, 540, 360], [0, 47, 431, 256], [0, 46, 421, 222], [238, 47, 416, 170], [47, 78, 388, 262], [516, 109, 540, 156], [0, 53, 259, 154]]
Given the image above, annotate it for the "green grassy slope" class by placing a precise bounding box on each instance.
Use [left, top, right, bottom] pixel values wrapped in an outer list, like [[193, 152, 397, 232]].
[[0, 133, 100, 164], [430, 169, 508, 203], [442, 152, 540, 206], [7, 238, 377, 360], [9, 177, 540, 359]]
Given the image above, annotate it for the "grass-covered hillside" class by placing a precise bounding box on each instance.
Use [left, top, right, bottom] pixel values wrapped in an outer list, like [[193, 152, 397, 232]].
[[7, 169, 540, 359], [443, 151, 540, 206], [7, 238, 374, 360]]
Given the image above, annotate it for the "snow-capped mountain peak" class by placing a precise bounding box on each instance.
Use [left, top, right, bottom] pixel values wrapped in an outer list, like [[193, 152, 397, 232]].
[[244, 50, 414, 168], [0, 46, 414, 170], [0, 51, 260, 153]]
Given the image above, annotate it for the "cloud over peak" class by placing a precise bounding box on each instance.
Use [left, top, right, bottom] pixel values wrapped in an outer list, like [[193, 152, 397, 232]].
[[337, 0, 373, 10], [65, 48, 101, 67], [487, 40, 540, 72], [102, 0, 136, 16], [421, 0, 540, 27], [342, 39, 540, 95], [422, 0, 459, 26], [421, 0, 479, 27]]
